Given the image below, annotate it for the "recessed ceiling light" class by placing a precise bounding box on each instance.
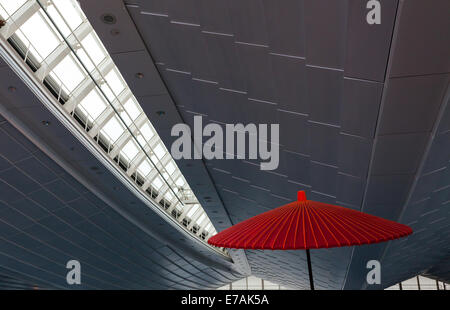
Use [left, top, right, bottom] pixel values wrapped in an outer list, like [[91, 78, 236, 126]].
[[101, 14, 116, 24], [156, 110, 165, 116], [135, 72, 144, 79], [8, 86, 16, 92], [41, 120, 50, 126]]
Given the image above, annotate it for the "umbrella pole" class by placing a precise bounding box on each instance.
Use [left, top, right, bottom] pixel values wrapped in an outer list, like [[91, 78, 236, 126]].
[[306, 249, 314, 290]]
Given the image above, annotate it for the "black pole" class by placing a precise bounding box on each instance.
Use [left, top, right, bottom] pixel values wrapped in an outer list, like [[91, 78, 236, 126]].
[[306, 249, 314, 290]]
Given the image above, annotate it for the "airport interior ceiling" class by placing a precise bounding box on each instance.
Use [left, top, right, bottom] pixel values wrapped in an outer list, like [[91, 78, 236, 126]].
[[0, 0, 449, 289]]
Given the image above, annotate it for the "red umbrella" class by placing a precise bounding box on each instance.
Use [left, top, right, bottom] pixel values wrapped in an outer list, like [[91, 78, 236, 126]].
[[208, 191, 413, 289]]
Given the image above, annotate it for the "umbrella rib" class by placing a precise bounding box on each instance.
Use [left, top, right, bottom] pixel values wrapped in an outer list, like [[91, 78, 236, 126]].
[[241, 207, 289, 249], [270, 206, 299, 249], [256, 205, 297, 249], [328, 210, 389, 241], [321, 204, 404, 236], [282, 205, 299, 249], [302, 203, 306, 249], [304, 204, 319, 248], [307, 205, 329, 247], [316, 207, 369, 245], [308, 206, 343, 246], [293, 203, 301, 249], [317, 211, 353, 245], [335, 209, 403, 237]]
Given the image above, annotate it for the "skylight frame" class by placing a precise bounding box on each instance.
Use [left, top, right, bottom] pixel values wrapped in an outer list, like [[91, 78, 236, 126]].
[[0, 0, 222, 251]]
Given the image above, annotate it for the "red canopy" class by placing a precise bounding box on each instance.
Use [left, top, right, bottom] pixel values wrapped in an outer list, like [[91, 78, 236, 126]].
[[208, 191, 412, 250]]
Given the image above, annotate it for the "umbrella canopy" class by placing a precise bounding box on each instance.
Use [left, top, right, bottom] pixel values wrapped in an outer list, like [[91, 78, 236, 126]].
[[208, 191, 412, 250]]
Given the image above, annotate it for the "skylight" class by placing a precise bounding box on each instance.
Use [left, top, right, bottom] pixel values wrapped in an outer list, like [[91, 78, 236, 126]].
[[19, 11, 60, 61], [0, 0, 26, 16], [0, 0, 220, 250], [102, 116, 125, 143], [51, 54, 84, 92], [79, 89, 107, 120]]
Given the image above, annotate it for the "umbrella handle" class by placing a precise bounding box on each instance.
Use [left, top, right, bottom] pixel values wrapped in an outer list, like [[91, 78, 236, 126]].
[[306, 249, 314, 290]]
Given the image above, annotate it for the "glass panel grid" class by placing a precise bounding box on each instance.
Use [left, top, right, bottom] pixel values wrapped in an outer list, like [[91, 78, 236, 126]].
[[0, 0, 221, 251]]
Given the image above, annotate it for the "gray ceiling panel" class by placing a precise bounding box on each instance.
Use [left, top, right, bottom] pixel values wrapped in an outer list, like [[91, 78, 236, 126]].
[[111, 50, 167, 97], [270, 54, 307, 113], [371, 133, 429, 175], [202, 33, 247, 90], [262, 0, 305, 56], [167, 0, 199, 24], [228, 0, 269, 46], [340, 79, 383, 138], [304, 0, 347, 69], [344, 0, 398, 81], [196, 0, 233, 34], [337, 174, 366, 209], [14, 157, 58, 185], [389, 0, 450, 77], [9, 198, 51, 221], [309, 162, 338, 198], [0, 167, 40, 195], [365, 174, 414, 212], [307, 67, 343, 126], [308, 123, 339, 166], [379, 74, 450, 135], [337, 133, 373, 179], [236, 44, 275, 102], [277, 110, 309, 155]]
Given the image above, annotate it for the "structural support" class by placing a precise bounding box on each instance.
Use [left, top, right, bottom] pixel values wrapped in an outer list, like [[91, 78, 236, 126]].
[[306, 249, 315, 290]]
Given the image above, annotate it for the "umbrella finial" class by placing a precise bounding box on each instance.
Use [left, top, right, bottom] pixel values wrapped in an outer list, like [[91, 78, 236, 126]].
[[297, 191, 307, 201]]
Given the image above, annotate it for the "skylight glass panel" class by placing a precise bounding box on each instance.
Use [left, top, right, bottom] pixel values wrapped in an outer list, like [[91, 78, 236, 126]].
[[121, 140, 139, 162], [152, 176, 163, 190], [187, 205, 200, 218], [51, 54, 84, 92], [166, 162, 176, 175], [137, 159, 152, 177], [80, 33, 106, 66], [176, 177, 186, 188], [75, 48, 95, 72], [105, 69, 125, 96], [0, 0, 26, 16], [140, 122, 155, 141], [19, 11, 60, 61], [53, 0, 84, 31], [79, 89, 107, 120], [154, 143, 166, 160], [102, 116, 125, 143], [123, 98, 141, 121], [136, 134, 146, 147], [149, 155, 157, 165], [46, 4, 71, 37], [196, 213, 207, 225], [165, 191, 174, 201], [100, 82, 115, 102], [119, 109, 132, 126]]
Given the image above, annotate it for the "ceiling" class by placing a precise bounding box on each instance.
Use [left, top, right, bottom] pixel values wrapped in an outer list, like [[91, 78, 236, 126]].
[[0, 0, 448, 289]]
